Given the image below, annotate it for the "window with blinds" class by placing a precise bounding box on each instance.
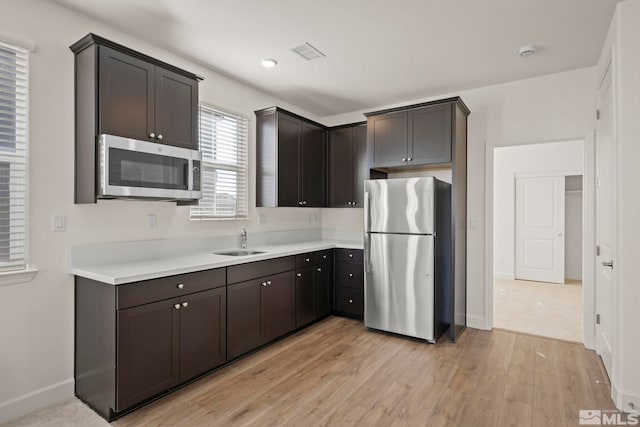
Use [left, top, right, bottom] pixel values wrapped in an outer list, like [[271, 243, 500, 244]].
[[0, 41, 28, 271], [191, 105, 248, 219]]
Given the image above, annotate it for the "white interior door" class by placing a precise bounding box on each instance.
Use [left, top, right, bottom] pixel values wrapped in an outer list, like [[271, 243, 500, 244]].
[[596, 63, 615, 375], [515, 176, 565, 283]]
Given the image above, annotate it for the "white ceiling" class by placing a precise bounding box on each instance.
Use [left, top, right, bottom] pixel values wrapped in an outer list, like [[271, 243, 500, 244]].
[[53, 0, 620, 116]]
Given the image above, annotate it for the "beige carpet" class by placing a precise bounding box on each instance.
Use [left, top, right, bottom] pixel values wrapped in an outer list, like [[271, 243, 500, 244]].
[[493, 278, 582, 343], [2, 398, 109, 427]]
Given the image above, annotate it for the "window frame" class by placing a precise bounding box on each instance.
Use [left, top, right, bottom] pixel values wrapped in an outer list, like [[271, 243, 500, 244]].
[[190, 104, 249, 220]]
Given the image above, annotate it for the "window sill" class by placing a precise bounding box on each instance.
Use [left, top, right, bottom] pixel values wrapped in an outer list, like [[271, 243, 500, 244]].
[[190, 217, 250, 221], [0, 267, 38, 286]]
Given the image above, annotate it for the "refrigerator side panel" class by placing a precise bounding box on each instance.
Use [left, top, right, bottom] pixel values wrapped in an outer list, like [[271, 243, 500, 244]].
[[364, 233, 435, 341], [435, 181, 452, 341], [364, 178, 435, 234]]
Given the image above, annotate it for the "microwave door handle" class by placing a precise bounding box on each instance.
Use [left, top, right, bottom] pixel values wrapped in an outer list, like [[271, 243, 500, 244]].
[[187, 158, 193, 191]]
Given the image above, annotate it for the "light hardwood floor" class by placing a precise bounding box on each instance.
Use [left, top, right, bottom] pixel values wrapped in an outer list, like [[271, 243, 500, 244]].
[[111, 316, 614, 427]]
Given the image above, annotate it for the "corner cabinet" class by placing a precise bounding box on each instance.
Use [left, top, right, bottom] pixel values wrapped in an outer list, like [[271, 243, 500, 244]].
[[70, 34, 200, 203], [255, 107, 327, 207], [328, 123, 367, 207]]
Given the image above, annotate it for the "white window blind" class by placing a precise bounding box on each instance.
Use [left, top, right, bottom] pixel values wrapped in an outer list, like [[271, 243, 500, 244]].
[[191, 105, 248, 219], [0, 41, 28, 271]]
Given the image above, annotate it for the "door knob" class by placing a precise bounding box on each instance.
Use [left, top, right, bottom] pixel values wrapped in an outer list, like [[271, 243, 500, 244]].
[[177, 283, 184, 289], [149, 132, 156, 138], [602, 261, 614, 269], [174, 303, 181, 310], [402, 158, 407, 162], [157, 134, 163, 140], [317, 268, 322, 272], [267, 280, 272, 285], [348, 299, 353, 304], [182, 302, 188, 308], [349, 273, 353, 278], [261, 282, 267, 286], [296, 273, 302, 277], [408, 157, 413, 162]]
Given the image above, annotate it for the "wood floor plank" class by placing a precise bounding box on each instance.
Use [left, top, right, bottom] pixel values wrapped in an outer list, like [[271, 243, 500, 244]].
[[112, 317, 616, 427]]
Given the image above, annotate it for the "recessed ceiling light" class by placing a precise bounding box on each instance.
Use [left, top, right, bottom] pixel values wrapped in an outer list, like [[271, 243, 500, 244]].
[[261, 58, 278, 68], [518, 45, 538, 58]]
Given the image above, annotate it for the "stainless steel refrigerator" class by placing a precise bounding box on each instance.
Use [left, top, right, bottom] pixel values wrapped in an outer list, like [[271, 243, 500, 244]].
[[364, 177, 453, 343]]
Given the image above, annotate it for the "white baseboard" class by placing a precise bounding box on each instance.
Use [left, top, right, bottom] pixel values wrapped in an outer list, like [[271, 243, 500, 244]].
[[612, 383, 640, 413], [0, 378, 74, 424], [467, 314, 489, 330], [493, 272, 515, 280]]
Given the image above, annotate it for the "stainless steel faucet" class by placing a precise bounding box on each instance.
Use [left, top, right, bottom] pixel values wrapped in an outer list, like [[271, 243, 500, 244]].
[[240, 228, 247, 249]]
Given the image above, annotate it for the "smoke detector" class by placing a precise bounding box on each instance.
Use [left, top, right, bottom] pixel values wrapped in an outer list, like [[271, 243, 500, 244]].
[[290, 42, 326, 61], [518, 45, 538, 58]]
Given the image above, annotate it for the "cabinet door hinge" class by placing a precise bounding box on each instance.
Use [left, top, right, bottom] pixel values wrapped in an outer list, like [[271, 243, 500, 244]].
[[596, 109, 601, 120], [596, 314, 601, 325], [596, 245, 601, 256]]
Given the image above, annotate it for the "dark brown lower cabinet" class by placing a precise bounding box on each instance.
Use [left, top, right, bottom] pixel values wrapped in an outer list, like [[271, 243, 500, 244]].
[[75, 270, 227, 421], [117, 298, 180, 411], [179, 287, 226, 382], [227, 271, 295, 359], [295, 267, 315, 328], [116, 287, 227, 411], [295, 261, 332, 328], [333, 249, 365, 318]]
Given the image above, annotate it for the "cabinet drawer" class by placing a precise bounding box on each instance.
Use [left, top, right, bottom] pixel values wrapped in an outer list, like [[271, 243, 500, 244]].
[[227, 256, 295, 284], [296, 250, 332, 268], [117, 268, 225, 310], [335, 287, 364, 317], [334, 248, 363, 263], [335, 263, 363, 289]]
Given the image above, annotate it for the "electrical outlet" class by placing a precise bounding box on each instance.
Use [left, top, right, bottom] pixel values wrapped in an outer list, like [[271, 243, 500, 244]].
[[52, 214, 66, 232], [147, 214, 158, 229]]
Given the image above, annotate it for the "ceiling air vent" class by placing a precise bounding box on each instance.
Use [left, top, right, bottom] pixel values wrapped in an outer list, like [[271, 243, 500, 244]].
[[290, 42, 326, 61]]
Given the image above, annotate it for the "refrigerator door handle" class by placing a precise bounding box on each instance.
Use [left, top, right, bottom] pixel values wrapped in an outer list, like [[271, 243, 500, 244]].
[[364, 232, 371, 273], [364, 191, 370, 232]]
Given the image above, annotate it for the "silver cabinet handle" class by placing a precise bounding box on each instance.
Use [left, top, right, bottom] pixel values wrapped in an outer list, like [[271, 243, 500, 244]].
[[348, 299, 353, 304], [174, 303, 181, 310], [602, 261, 614, 268], [402, 158, 407, 162], [261, 282, 267, 286], [348, 253, 353, 258], [296, 273, 302, 277], [305, 258, 310, 262], [302, 201, 307, 205], [352, 202, 356, 206], [267, 280, 272, 285], [157, 134, 163, 140], [182, 302, 188, 308], [149, 132, 156, 138], [177, 283, 184, 289], [323, 254, 327, 259], [408, 157, 413, 161], [298, 201, 303, 205], [317, 268, 322, 272], [349, 273, 353, 278]]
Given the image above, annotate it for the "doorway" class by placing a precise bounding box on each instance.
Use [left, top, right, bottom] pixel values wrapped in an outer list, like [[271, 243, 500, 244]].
[[492, 141, 585, 343]]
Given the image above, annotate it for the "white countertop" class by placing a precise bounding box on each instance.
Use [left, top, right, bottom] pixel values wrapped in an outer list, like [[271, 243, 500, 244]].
[[71, 239, 363, 285]]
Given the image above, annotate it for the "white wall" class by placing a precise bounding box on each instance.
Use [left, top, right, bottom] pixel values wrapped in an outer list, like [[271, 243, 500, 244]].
[[322, 67, 597, 329], [596, 0, 640, 411], [492, 141, 584, 279], [0, 0, 325, 422]]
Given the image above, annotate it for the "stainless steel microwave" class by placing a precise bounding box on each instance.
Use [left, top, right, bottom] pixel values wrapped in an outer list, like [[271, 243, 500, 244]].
[[98, 134, 202, 201]]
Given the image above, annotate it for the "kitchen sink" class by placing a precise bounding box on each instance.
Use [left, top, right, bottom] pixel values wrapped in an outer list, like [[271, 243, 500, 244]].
[[214, 249, 265, 256]]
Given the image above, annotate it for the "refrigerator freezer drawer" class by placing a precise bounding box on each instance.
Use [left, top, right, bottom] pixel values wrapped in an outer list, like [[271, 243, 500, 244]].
[[364, 233, 435, 341]]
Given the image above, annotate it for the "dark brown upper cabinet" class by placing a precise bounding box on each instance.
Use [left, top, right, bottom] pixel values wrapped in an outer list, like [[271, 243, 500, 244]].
[[366, 97, 468, 170], [328, 123, 367, 208], [255, 107, 327, 207], [70, 34, 201, 203]]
